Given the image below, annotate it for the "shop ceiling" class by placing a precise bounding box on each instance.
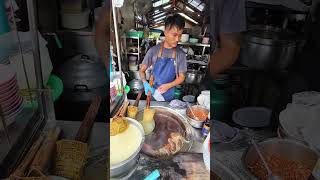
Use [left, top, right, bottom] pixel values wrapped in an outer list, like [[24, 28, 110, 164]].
[[147, 0, 208, 28]]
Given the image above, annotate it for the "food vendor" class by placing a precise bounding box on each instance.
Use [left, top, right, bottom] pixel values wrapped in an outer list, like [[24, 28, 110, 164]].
[[139, 14, 187, 102]]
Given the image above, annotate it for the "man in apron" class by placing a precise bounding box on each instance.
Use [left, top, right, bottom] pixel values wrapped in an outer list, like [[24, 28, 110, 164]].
[[139, 14, 187, 102]]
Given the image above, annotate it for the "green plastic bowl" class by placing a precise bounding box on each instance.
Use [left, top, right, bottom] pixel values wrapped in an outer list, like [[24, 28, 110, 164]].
[[126, 31, 144, 38]]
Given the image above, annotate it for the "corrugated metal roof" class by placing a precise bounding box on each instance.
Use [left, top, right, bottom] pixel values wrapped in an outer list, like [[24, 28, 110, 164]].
[[147, 0, 207, 27]]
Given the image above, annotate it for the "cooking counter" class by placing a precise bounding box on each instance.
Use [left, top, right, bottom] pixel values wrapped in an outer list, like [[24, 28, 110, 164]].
[[127, 100, 210, 179], [54, 100, 278, 180], [55, 99, 209, 180]]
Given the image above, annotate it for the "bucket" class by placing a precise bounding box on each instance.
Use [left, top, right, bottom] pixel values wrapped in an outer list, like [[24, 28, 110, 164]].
[[211, 77, 231, 121]]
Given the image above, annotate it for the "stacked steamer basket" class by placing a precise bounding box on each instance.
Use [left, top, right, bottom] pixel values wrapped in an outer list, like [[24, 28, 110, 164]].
[[0, 64, 23, 129]]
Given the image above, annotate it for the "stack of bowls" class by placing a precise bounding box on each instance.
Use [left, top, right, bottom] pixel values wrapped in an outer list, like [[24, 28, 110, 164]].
[[0, 64, 23, 129]]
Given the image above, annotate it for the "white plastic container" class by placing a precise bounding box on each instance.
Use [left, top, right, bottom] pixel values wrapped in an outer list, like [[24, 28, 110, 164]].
[[61, 9, 89, 29], [180, 34, 189, 43]]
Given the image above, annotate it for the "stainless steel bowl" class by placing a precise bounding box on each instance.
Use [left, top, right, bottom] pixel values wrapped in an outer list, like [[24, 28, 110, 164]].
[[185, 70, 197, 84], [110, 117, 145, 178], [242, 138, 319, 179], [186, 105, 209, 128]]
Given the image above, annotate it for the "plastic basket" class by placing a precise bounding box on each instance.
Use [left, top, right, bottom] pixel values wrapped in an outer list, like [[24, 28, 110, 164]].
[[21, 74, 63, 108], [54, 140, 88, 180]]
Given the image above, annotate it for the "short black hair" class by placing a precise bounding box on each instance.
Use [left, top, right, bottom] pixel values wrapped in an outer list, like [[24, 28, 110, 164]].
[[164, 14, 185, 30]]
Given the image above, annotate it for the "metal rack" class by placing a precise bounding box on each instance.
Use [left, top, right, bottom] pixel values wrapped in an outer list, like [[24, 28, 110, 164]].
[[178, 42, 210, 56], [126, 36, 141, 62], [0, 0, 52, 177]]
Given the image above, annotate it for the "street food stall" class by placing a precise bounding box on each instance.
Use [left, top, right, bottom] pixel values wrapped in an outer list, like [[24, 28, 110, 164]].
[[109, 0, 210, 179]]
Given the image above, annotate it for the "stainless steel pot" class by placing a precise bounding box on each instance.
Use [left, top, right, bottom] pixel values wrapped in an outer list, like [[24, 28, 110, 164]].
[[129, 79, 143, 94], [242, 138, 319, 179], [110, 117, 145, 178], [185, 70, 205, 84], [185, 70, 197, 84], [239, 26, 297, 69]]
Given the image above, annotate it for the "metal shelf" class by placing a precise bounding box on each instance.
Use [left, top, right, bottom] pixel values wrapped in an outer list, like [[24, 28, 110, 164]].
[[187, 60, 208, 65], [178, 42, 210, 47], [126, 36, 141, 40], [127, 52, 139, 55]]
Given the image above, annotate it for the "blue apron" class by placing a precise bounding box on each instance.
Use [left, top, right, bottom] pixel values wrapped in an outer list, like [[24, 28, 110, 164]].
[[152, 43, 178, 101]]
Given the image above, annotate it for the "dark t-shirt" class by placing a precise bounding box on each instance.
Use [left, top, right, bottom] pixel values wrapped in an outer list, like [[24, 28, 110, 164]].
[[211, 0, 247, 51]]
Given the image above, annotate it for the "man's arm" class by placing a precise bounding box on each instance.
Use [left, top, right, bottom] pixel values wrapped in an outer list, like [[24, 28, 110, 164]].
[[210, 32, 242, 76], [139, 64, 148, 83], [168, 73, 185, 88]]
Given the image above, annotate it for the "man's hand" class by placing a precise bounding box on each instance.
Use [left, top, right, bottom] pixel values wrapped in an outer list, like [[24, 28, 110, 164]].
[[143, 81, 154, 95], [157, 83, 172, 94]]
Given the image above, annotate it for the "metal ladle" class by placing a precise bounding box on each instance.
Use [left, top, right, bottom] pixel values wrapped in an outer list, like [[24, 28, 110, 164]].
[[250, 138, 281, 180]]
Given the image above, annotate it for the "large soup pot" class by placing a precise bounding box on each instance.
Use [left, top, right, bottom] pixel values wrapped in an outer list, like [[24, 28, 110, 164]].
[[239, 25, 297, 69], [110, 117, 145, 178], [58, 54, 108, 102]]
